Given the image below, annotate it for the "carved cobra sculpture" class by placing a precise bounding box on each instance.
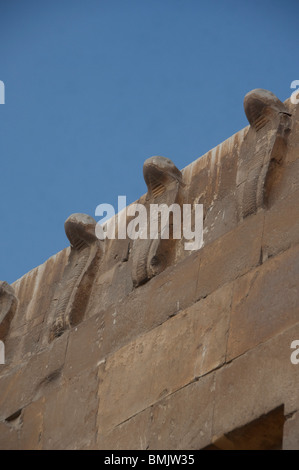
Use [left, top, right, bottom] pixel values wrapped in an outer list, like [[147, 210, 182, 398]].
[[237, 88, 292, 219], [131, 156, 184, 287], [45, 213, 101, 343]]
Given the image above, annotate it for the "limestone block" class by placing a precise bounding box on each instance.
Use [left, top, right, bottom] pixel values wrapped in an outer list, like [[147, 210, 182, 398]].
[[19, 397, 45, 450], [97, 284, 232, 433], [0, 333, 68, 421], [203, 193, 237, 247], [97, 373, 215, 450], [213, 323, 299, 438], [11, 249, 69, 329], [65, 250, 201, 380], [283, 411, 299, 450], [196, 211, 264, 300], [86, 261, 133, 319], [148, 373, 215, 450], [0, 422, 19, 450], [97, 408, 152, 450], [43, 368, 98, 450], [227, 244, 299, 360], [64, 314, 103, 379], [263, 188, 299, 260]]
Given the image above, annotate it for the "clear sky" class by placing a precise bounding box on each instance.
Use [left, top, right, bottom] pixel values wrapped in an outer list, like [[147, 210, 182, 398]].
[[0, 0, 297, 283]]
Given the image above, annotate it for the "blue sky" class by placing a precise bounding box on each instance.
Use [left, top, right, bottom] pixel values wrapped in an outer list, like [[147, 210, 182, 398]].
[[0, 0, 297, 283]]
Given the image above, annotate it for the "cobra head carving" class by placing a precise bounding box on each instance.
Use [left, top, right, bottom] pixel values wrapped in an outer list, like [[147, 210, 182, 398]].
[[143, 156, 183, 199], [132, 156, 183, 287], [244, 88, 290, 131], [237, 88, 292, 220], [65, 213, 98, 250], [46, 213, 101, 343]]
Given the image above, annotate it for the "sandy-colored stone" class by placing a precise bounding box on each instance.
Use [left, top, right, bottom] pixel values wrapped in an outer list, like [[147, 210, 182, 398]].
[[97, 408, 152, 450], [64, 314, 103, 379], [65, 251, 201, 380], [186, 130, 242, 211], [20, 397, 45, 450], [203, 193, 237, 247], [97, 373, 215, 450], [86, 261, 133, 318], [283, 411, 299, 450], [265, 158, 299, 208], [196, 211, 264, 300], [284, 99, 299, 164], [11, 249, 69, 330], [227, 244, 299, 360], [0, 422, 19, 450], [43, 368, 98, 450], [263, 187, 299, 260], [213, 323, 299, 438], [148, 373, 215, 450], [0, 334, 68, 421], [97, 285, 232, 433], [3, 316, 45, 373]]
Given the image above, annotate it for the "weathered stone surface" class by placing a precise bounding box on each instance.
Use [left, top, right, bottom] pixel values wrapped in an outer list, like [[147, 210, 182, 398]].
[[65, 250, 201, 380], [148, 373, 215, 450], [97, 285, 232, 433], [208, 405, 284, 450], [43, 368, 98, 450], [0, 334, 68, 421], [262, 154, 299, 210], [0, 422, 19, 450], [3, 314, 46, 373], [283, 410, 299, 450], [213, 323, 299, 438], [185, 130, 243, 212], [203, 193, 237, 247], [196, 212, 263, 300], [97, 372, 215, 450], [86, 261, 133, 319], [1, 92, 299, 450], [1, 252, 69, 372], [0, 282, 17, 341], [97, 408, 152, 450], [12, 249, 69, 329], [20, 398, 45, 450], [262, 187, 299, 260], [284, 98, 299, 164], [227, 244, 299, 360], [64, 314, 103, 379]]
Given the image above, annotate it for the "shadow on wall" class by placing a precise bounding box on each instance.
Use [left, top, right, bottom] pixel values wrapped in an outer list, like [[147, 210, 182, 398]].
[[204, 406, 285, 450]]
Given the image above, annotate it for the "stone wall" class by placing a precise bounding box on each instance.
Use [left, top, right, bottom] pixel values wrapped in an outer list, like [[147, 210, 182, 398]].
[[1, 89, 299, 450]]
